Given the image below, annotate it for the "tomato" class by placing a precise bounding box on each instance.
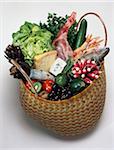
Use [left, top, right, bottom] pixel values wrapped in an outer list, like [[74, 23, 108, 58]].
[[42, 80, 54, 93]]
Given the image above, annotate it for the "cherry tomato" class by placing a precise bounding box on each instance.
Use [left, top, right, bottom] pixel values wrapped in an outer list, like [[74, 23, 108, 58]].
[[42, 80, 54, 93]]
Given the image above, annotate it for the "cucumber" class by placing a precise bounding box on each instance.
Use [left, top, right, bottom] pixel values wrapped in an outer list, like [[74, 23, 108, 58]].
[[75, 19, 87, 49]]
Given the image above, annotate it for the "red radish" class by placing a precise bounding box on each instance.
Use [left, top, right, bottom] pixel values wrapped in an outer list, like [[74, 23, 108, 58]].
[[72, 59, 100, 84]]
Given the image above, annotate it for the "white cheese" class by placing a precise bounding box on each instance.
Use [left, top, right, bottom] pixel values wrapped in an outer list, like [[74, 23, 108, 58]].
[[49, 58, 67, 76]]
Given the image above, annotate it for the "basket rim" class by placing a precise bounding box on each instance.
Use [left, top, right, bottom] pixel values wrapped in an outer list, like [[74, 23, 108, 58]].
[[20, 63, 105, 104]]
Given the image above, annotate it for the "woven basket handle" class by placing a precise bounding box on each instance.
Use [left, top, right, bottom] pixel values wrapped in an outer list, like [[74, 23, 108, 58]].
[[10, 59, 38, 96], [77, 12, 107, 46]]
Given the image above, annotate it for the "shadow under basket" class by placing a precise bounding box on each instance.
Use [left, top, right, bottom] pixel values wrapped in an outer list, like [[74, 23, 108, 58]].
[[19, 64, 106, 136]]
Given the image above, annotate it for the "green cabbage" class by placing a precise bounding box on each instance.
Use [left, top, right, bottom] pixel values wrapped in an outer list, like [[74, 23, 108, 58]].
[[12, 22, 53, 66]]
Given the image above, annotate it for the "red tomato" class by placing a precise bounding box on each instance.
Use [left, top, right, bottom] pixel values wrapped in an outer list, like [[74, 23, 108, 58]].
[[42, 80, 54, 93]]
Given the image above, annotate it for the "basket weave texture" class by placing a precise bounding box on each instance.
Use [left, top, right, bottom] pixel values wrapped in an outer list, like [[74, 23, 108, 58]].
[[19, 64, 106, 136]]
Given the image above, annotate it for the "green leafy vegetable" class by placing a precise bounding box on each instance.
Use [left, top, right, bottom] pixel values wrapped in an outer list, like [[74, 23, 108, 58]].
[[40, 13, 77, 50], [12, 21, 54, 66]]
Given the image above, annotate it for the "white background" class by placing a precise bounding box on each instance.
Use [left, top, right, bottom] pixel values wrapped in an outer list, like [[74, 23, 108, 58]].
[[0, 1, 114, 150]]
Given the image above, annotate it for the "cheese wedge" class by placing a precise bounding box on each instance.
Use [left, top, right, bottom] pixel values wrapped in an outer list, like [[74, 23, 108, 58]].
[[34, 51, 57, 72]]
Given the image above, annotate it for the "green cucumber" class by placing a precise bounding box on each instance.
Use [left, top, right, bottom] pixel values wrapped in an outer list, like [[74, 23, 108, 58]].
[[75, 19, 87, 49]]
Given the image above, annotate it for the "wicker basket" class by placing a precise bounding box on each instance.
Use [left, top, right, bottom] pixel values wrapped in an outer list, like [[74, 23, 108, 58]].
[[19, 12, 108, 136]]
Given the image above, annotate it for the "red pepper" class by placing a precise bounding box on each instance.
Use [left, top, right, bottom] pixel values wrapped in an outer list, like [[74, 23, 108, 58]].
[[42, 80, 54, 93]]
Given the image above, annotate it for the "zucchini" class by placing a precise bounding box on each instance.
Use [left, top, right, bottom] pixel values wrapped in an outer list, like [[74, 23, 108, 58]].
[[75, 19, 87, 49]]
